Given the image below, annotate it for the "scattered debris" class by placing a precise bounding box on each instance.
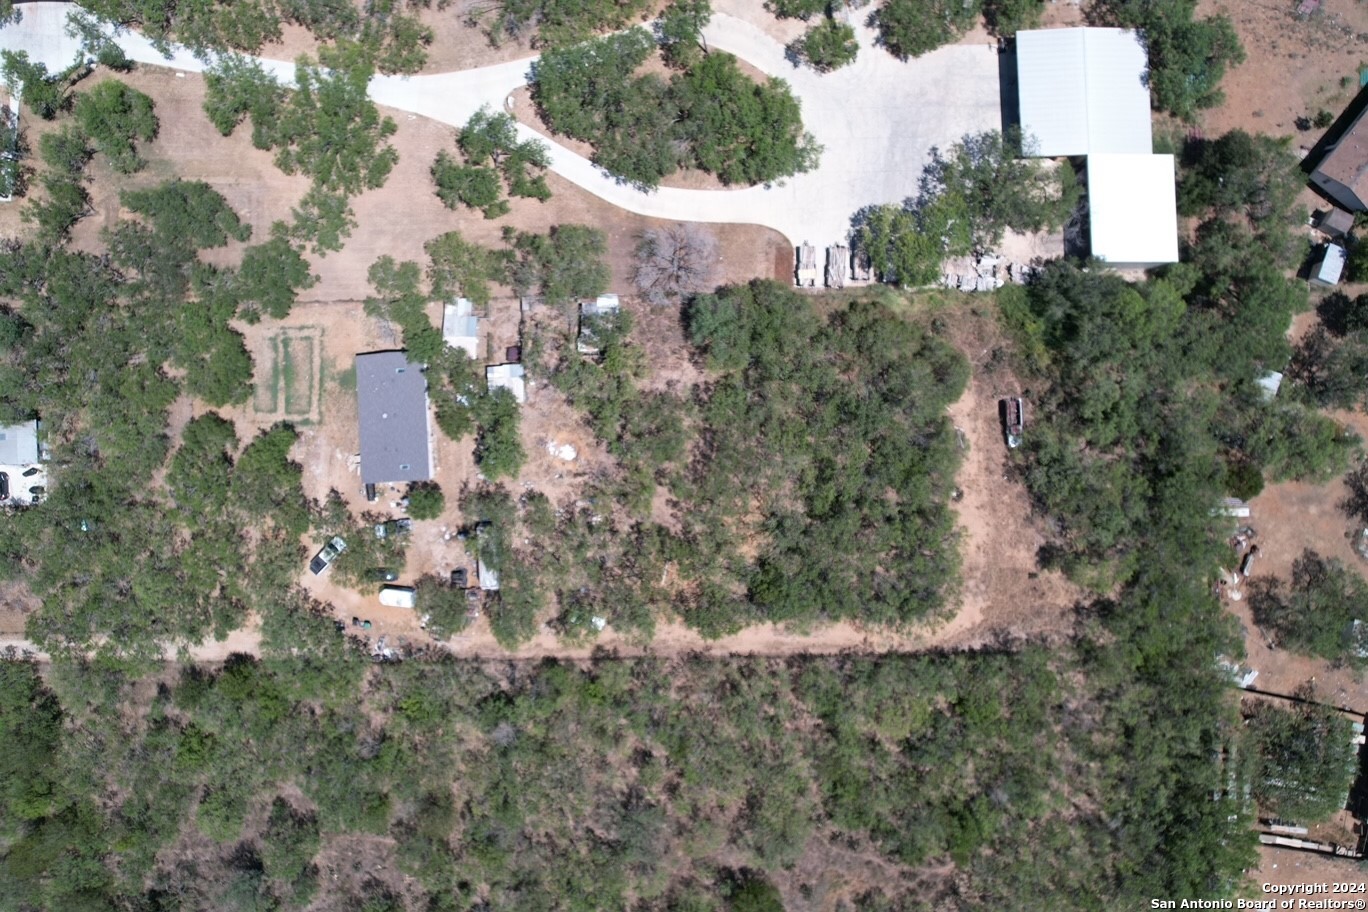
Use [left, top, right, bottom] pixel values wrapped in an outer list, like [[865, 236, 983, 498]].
[[942, 254, 1040, 291], [546, 440, 578, 461]]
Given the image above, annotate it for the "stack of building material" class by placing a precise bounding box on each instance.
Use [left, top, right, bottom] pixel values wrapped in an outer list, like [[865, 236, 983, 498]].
[[795, 243, 819, 287], [826, 245, 848, 288]]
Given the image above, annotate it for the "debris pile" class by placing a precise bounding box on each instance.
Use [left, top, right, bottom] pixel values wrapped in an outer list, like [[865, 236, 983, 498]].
[[940, 255, 1040, 292], [546, 440, 578, 461], [1215, 526, 1258, 602]]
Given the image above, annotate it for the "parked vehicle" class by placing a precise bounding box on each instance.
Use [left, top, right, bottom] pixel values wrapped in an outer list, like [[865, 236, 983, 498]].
[[0, 472, 8, 500], [368, 568, 399, 582], [379, 585, 417, 608], [1001, 397, 1025, 449], [451, 567, 468, 588], [309, 536, 347, 575], [374, 518, 414, 540]]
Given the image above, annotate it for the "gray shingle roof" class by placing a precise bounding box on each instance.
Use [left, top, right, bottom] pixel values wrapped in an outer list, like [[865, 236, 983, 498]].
[[356, 351, 432, 486]]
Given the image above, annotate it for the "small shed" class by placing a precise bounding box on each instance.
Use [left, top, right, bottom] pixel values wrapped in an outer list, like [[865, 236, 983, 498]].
[[826, 245, 848, 289], [577, 293, 621, 355], [486, 362, 527, 404], [1257, 370, 1284, 402], [1213, 497, 1251, 518], [795, 243, 818, 287], [1317, 208, 1355, 239], [441, 298, 480, 359], [475, 522, 501, 591], [1313, 243, 1347, 286], [1346, 620, 1368, 658], [0, 419, 40, 465]]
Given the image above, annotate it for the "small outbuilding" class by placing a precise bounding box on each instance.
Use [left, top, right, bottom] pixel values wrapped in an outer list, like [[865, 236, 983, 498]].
[[1313, 244, 1347, 286], [577, 293, 621, 355], [0, 419, 40, 465], [1256, 370, 1284, 402], [441, 298, 480, 359], [1317, 208, 1355, 239], [355, 351, 432, 487], [486, 362, 527, 405]]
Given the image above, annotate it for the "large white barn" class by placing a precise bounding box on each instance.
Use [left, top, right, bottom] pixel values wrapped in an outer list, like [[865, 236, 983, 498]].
[[1016, 28, 1153, 157], [1016, 27, 1178, 267]]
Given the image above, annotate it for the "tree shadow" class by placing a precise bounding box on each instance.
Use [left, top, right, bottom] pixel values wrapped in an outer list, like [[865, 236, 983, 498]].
[[1340, 460, 1368, 524]]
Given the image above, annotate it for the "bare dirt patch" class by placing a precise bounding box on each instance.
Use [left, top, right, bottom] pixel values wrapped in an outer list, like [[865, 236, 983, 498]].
[[1255, 843, 1364, 891], [1197, 0, 1368, 139], [941, 299, 1082, 646]]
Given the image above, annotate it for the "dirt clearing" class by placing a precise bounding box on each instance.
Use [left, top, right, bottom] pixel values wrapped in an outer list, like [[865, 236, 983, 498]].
[[1197, 0, 1368, 140]]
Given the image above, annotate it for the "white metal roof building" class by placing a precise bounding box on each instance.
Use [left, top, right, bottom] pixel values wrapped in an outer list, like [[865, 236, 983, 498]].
[[0, 420, 40, 465], [1016, 28, 1153, 158], [441, 298, 480, 359], [485, 363, 527, 405], [1086, 154, 1179, 267], [1314, 244, 1347, 286]]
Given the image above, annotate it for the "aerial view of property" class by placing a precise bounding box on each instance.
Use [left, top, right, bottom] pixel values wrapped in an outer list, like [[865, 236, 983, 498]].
[[6, 0, 1368, 907]]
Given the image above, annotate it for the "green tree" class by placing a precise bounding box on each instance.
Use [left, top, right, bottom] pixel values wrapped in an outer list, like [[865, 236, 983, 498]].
[[274, 45, 398, 195], [121, 179, 252, 258], [872, 0, 982, 60], [672, 53, 821, 185], [766, 0, 825, 18], [983, 0, 1043, 36], [791, 19, 858, 73], [473, 0, 653, 47], [1178, 131, 1301, 230], [658, 0, 712, 68], [414, 574, 471, 638], [457, 106, 551, 200], [1249, 550, 1368, 665], [203, 54, 286, 149], [532, 29, 679, 189], [234, 234, 318, 321], [508, 224, 609, 306], [474, 386, 525, 480], [1, 51, 82, 120], [260, 796, 320, 893], [1248, 700, 1357, 822], [73, 79, 159, 173], [425, 230, 507, 308], [431, 151, 507, 218], [235, 423, 310, 537], [921, 129, 1079, 249], [407, 481, 446, 520], [1090, 0, 1244, 120]]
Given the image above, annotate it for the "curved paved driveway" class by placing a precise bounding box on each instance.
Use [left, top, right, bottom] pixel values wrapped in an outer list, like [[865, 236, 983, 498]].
[[1, 2, 1003, 244]]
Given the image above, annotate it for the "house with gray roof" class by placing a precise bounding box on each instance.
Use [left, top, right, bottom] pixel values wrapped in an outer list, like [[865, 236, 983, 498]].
[[355, 352, 432, 486]]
